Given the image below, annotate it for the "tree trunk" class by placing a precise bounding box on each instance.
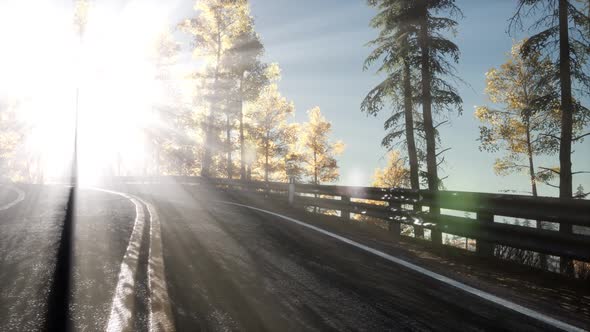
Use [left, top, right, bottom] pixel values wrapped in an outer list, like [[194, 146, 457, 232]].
[[265, 132, 270, 182], [419, 8, 438, 193], [201, 31, 222, 178], [525, 120, 538, 197], [526, 118, 546, 269], [419, 4, 440, 244], [558, 0, 574, 276], [226, 114, 232, 179], [313, 150, 318, 213], [404, 55, 424, 238], [239, 76, 246, 180], [558, 0, 573, 199], [313, 150, 318, 185], [403, 58, 420, 191]]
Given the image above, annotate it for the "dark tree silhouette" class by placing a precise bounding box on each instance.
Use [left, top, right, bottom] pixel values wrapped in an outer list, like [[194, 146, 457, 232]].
[[510, 0, 590, 275], [364, 0, 421, 193]]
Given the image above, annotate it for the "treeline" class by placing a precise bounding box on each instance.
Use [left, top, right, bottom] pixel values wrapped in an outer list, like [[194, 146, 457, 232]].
[[145, 0, 344, 185], [364, 0, 589, 200], [0, 0, 345, 185]]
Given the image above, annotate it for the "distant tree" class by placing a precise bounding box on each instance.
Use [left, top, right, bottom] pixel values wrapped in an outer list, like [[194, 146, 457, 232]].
[[73, 0, 89, 38], [245, 83, 295, 182], [223, 30, 272, 180], [179, 0, 252, 177], [0, 101, 26, 181], [372, 150, 411, 188], [574, 184, 588, 198], [145, 29, 182, 175], [214, 30, 267, 180], [363, 0, 421, 192], [300, 107, 344, 185], [476, 40, 560, 197], [510, 0, 590, 199]]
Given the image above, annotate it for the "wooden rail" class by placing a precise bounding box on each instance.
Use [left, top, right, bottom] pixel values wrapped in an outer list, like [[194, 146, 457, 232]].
[[114, 176, 590, 274]]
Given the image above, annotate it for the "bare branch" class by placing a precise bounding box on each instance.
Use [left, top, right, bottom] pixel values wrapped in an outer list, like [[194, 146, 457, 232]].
[[573, 132, 590, 141], [434, 120, 449, 129], [572, 171, 590, 175], [435, 148, 451, 157], [544, 182, 560, 189]]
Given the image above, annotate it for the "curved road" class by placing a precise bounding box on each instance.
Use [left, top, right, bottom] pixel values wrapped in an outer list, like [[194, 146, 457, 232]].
[[0, 183, 586, 331]]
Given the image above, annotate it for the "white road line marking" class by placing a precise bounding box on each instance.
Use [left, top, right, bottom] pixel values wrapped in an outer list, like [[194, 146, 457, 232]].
[[217, 201, 585, 332], [0, 185, 25, 211], [91, 188, 174, 332], [145, 202, 175, 332], [102, 190, 146, 332]]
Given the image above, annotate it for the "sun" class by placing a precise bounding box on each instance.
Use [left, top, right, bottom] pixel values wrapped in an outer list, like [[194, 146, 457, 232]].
[[0, 0, 175, 184]]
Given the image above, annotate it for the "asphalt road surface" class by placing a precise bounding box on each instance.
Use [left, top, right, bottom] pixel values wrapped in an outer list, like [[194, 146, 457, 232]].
[[0, 183, 586, 331]]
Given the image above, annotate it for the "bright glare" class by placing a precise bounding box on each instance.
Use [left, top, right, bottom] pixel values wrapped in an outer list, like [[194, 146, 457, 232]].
[[0, 0, 174, 184]]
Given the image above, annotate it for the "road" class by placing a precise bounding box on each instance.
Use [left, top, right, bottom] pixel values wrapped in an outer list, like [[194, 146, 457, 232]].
[[0, 183, 586, 331]]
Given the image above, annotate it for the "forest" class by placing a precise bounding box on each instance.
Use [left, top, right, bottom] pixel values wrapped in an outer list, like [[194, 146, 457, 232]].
[[0, 0, 588, 199]]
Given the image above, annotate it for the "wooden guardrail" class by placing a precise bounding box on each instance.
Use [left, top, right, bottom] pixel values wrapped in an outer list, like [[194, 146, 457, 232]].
[[114, 176, 590, 275]]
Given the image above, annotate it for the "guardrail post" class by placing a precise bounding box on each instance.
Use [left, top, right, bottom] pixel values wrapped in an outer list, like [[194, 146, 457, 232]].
[[341, 195, 350, 221], [388, 200, 401, 241], [288, 178, 295, 206], [476, 212, 494, 257], [413, 201, 424, 239], [429, 200, 442, 246], [560, 222, 574, 276]]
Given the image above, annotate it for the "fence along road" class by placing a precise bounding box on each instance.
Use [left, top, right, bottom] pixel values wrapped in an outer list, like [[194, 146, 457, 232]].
[[116, 179, 589, 331]]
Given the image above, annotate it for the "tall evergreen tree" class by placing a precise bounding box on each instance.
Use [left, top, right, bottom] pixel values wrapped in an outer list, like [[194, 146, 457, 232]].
[[364, 0, 421, 192], [364, 0, 463, 193], [510, 0, 590, 200], [414, 0, 463, 191], [510, 0, 590, 275]]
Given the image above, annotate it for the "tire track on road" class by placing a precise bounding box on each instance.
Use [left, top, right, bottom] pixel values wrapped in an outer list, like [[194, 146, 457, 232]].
[[93, 189, 174, 332], [0, 185, 25, 211]]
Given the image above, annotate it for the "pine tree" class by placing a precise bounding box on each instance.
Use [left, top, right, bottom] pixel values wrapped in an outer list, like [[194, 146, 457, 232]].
[[364, 0, 421, 191], [510, 0, 590, 199], [510, 0, 590, 275], [415, 0, 463, 191]]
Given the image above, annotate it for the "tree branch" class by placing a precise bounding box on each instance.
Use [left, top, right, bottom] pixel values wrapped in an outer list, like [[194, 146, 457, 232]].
[[434, 120, 449, 129], [544, 182, 560, 189], [436, 148, 452, 158], [573, 132, 590, 141], [572, 171, 590, 175], [539, 167, 560, 174], [539, 133, 560, 141]]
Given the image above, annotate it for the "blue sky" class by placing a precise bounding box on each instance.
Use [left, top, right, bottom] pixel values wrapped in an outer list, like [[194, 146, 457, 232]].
[[228, 0, 589, 195]]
